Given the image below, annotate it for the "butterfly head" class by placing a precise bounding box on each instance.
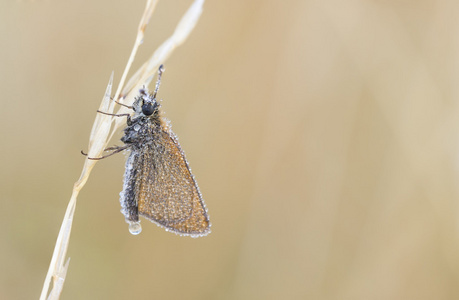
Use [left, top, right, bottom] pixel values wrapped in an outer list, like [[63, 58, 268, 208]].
[[134, 88, 160, 117]]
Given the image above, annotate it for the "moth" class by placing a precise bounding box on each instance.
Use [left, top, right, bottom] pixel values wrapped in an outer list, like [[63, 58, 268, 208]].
[[86, 65, 210, 237]]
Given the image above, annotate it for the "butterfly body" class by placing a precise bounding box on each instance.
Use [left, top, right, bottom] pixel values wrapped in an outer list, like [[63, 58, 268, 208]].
[[119, 86, 210, 237]]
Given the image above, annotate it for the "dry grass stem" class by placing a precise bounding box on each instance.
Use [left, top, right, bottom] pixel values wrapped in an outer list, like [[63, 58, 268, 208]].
[[39, 0, 205, 299]]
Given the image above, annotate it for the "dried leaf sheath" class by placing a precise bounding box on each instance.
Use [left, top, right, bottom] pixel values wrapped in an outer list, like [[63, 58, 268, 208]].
[[119, 88, 210, 237]]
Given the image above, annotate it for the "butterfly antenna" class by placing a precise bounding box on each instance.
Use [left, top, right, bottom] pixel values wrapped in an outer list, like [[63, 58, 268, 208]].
[[153, 64, 165, 99]]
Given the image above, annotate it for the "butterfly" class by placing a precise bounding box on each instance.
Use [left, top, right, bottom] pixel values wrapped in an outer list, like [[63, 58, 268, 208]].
[[85, 65, 210, 237]]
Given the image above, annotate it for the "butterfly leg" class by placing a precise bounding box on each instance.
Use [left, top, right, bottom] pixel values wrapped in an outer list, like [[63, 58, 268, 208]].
[[81, 144, 132, 160], [114, 101, 133, 109], [104, 145, 124, 151], [96, 110, 133, 125]]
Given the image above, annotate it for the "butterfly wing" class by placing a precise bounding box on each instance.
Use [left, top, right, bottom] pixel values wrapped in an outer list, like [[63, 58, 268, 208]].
[[136, 129, 210, 236]]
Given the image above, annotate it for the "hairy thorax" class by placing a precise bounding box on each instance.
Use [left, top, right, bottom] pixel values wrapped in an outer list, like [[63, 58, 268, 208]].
[[121, 115, 162, 147]]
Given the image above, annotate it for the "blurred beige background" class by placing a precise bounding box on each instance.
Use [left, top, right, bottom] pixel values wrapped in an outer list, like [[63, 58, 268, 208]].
[[2, 0, 459, 299]]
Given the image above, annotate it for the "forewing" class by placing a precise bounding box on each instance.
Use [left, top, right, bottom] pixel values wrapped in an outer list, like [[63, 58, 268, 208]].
[[137, 130, 210, 236]]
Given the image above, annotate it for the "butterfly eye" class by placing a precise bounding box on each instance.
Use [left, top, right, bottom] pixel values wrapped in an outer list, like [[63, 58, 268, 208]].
[[142, 102, 154, 116]]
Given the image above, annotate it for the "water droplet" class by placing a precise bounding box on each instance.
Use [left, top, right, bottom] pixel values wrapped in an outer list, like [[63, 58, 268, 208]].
[[128, 222, 142, 235]]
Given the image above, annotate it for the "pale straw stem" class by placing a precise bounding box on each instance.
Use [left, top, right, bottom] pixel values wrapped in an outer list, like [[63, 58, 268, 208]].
[[39, 0, 205, 299]]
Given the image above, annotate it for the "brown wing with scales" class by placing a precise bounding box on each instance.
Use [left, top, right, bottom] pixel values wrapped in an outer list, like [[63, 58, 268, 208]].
[[136, 129, 210, 236]]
